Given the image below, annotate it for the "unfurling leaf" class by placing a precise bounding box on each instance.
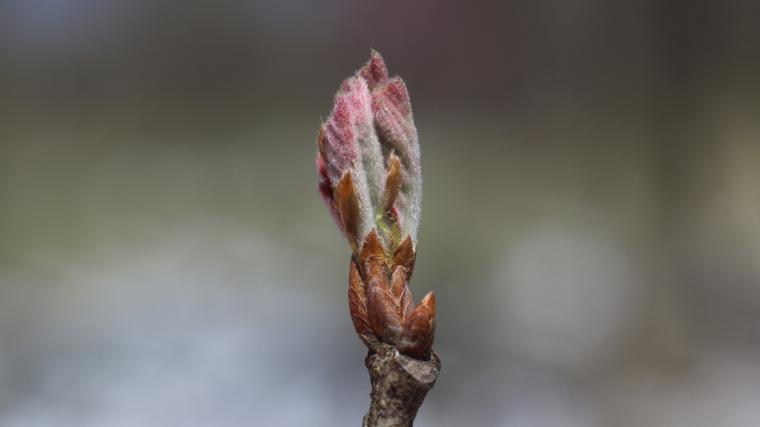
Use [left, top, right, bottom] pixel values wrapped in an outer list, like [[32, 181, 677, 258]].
[[370, 76, 421, 245], [316, 50, 421, 255]]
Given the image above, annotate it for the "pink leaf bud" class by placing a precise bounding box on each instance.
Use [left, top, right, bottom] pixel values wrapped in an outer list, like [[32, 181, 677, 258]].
[[317, 50, 422, 254]]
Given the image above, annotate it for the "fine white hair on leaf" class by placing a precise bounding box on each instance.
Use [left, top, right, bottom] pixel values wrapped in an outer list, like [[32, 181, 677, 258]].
[[368, 74, 421, 245], [318, 50, 422, 251], [321, 76, 380, 243]]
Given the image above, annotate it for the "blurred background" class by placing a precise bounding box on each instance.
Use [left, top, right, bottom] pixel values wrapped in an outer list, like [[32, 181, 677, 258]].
[[1, 0, 759, 426]]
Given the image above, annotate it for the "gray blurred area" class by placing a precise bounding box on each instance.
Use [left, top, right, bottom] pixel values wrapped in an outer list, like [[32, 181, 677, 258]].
[[1, 1, 760, 426]]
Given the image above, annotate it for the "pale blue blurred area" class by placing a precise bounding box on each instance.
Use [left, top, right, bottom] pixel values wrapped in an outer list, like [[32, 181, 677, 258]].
[[2, 1, 760, 426]]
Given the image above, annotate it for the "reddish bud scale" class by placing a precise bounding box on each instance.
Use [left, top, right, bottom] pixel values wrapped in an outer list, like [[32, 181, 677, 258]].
[[346, 229, 436, 360], [335, 174, 362, 252], [348, 261, 372, 339], [398, 292, 436, 360]]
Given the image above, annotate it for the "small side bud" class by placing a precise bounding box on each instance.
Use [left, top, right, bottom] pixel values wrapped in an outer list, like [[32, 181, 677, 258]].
[[398, 292, 436, 360], [420, 291, 436, 316]]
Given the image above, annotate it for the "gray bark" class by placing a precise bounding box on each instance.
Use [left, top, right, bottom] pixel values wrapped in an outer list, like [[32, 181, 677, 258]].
[[362, 342, 440, 427]]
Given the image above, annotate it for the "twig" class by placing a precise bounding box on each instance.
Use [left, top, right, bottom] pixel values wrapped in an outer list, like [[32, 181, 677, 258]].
[[363, 343, 440, 427]]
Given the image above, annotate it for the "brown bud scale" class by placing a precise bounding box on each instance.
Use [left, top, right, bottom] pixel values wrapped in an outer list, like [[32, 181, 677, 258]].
[[335, 173, 362, 252], [347, 229, 435, 360]]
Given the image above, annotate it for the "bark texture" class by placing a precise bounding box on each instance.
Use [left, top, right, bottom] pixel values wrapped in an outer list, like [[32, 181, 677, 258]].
[[362, 342, 441, 427]]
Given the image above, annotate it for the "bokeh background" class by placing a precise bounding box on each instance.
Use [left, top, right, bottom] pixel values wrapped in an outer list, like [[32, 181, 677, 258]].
[[1, 1, 760, 426]]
